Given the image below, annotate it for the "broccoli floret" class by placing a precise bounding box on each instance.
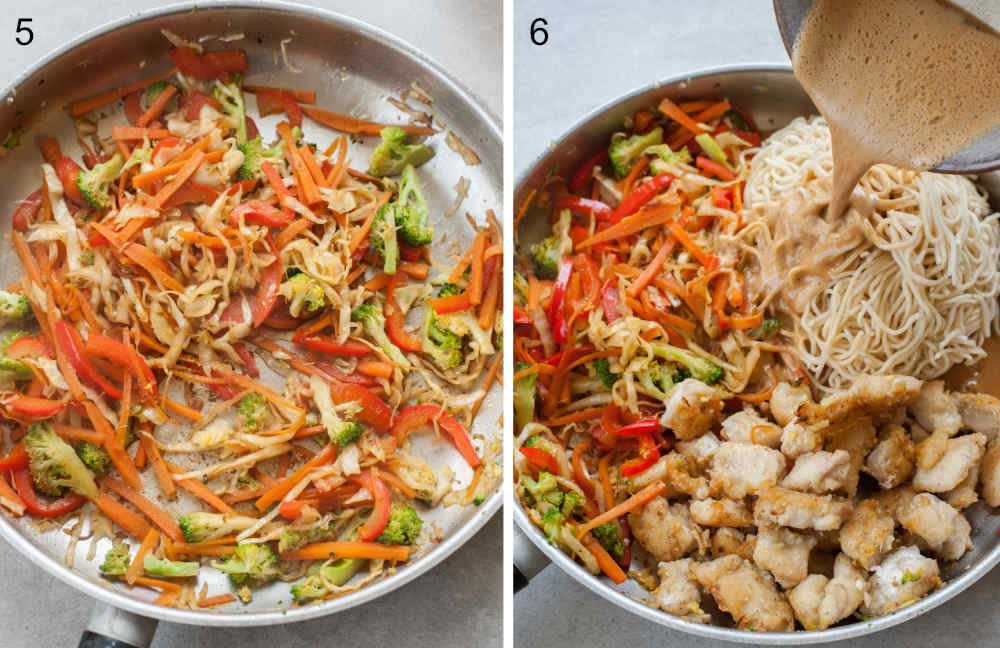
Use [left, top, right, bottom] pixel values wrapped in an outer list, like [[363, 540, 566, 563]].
[[351, 303, 410, 368], [593, 358, 620, 390], [376, 504, 423, 545], [80, 251, 95, 266], [591, 522, 625, 560], [142, 81, 177, 111], [99, 540, 132, 576], [278, 517, 337, 554], [369, 203, 400, 275], [724, 109, 748, 130], [76, 441, 110, 476], [213, 74, 247, 145], [237, 392, 269, 431], [513, 271, 529, 303], [421, 304, 464, 370], [638, 361, 682, 400], [437, 283, 463, 298], [143, 554, 200, 578], [647, 144, 693, 175], [177, 511, 259, 543], [24, 422, 98, 500], [529, 235, 560, 281], [0, 330, 33, 382], [694, 133, 733, 171], [278, 273, 326, 318], [392, 164, 433, 247], [212, 543, 282, 588], [609, 126, 663, 178], [290, 558, 365, 601], [0, 291, 32, 322], [650, 343, 723, 384], [368, 127, 434, 177], [750, 318, 782, 340], [329, 420, 364, 447], [76, 152, 124, 210], [539, 508, 567, 548], [513, 362, 537, 434], [522, 471, 562, 511], [237, 136, 284, 181], [561, 491, 585, 517]]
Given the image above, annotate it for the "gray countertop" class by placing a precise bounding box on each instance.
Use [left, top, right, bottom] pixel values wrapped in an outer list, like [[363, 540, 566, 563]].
[[0, 1, 500, 647], [513, 1, 1000, 646]]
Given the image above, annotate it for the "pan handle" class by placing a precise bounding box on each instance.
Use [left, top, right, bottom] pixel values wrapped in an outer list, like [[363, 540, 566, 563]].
[[512, 522, 550, 593], [77, 602, 158, 648]]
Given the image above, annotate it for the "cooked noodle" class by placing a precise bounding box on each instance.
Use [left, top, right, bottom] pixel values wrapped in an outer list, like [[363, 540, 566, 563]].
[[745, 117, 1000, 393]]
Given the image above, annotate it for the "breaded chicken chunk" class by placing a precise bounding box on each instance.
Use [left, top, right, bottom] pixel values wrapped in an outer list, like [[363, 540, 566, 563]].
[[781, 450, 851, 493], [753, 526, 817, 588], [896, 492, 960, 552], [691, 555, 795, 632], [721, 409, 782, 447], [770, 382, 813, 426], [660, 378, 723, 440], [675, 431, 721, 470], [912, 433, 986, 492], [943, 465, 979, 510], [824, 417, 877, 497], [629, 497, 707, 562], [980, 439, 1000, 507], [839, 499, 895, 569], [627, 452, 709, 499], [753, 487, 853, 531], [810, 375, 921, 422], [710, 527, 756, 560], [863, 424, 915, 489], [654, 559, 708, 622], [953, 392, 1000, 438], [709, 442, 788, 498], [690, 498, 753, 527], [860, 546, 939, 617], [909, 380, 961, 435], [781, 419, 827, 459], [788, 554, 867, 630]]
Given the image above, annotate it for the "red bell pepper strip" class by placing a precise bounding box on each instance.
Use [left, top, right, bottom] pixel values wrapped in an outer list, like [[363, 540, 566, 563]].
[[612, 417, 661, 437], [429, 290, 473, 315], [232, 341, 259, 378], [0, 443, 29, 471], [278, 500, 305, 520], [733, 129, 761, 147], [169, 47, 247, 81], [4, 395, 66, 419], [330, 383, 393, 435], [163, 182, 220, 208], [696, 156, 737, 182], [261, 300, 302, 330], [10, 468, 87, 517], [181, 91, 222, 121], [11, 189, 42, 232], [296, 335, 371, 356], [54, 157, 87, 206], [554, 196, 613, 221], [569, 149, 610, 193], [519, 446, 559, 474], [255, 89, 303, 128], [6, 335, 50, 360], [252, 235, 282, 328], [620, 434, 659, 476], [202, 50, 249, 77], [711, 186, 733, 209], [601, 280, 621, 323], [611, 173, 673, 222], [513, 307, 532, 325], [385, 275, 423, 352], [314, 363, 378, 387], [230, 200, 295, 228], [53, 322, 123, 399], [123, 90, 144, 125], [356, 470, 391, 541], [391, 404, 481, 468], [84, 334, 157, 399], [548, 257, 574, 345]]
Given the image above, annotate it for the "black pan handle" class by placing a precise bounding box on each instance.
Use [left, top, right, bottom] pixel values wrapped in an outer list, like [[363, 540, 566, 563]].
[[78, 602, 157, 648], [513, 523, 550, 593]]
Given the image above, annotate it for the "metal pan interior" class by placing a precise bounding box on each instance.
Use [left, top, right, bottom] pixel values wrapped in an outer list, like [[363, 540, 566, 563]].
[[514, 64, 1000, 645], [0, 1, 501, 626]]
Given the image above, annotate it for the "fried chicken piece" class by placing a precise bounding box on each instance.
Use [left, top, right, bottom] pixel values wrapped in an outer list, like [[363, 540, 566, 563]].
[[691, 555, 795, 632], [860, 546, 939, 617], [809, 375, 921, 422], [781, 450, 851, 493], [654, 559, 709, 622], [660, 378, 723, 441], [629, 497, 707, 562], [709, 442, 787, 498], [781, 419, 827, 459], [753, 486, 853, 531], [824, 417, 877, 496], [690, 498, 753, 527], [839, 499, 895, 569], [863, 424, 915, 489], [896, 492, 959, 552], [753, 526, 817, 588], [710, 527, 756, 560], [938, 512, 972, 562], [953, 392, 1000, 439], [916, 429, 950, 470], [943, 464, 979, 510], [627, 452, 709, 499], [912, 433, 986, 492], [909, 380, 961, 435], [980, 439, 1000, 507], [675, 431, 721, 470], [721, 409, 782, 448], [788, 554, 867, 630], [770, 382, 813, 426]]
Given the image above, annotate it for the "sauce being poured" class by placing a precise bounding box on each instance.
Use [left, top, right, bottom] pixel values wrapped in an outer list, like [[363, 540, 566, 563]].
[[792, 0, 1000, 220]]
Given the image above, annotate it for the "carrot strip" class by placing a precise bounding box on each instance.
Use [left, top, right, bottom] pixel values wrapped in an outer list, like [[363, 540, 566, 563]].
[[148, 151, 206, 211], [579, 202, 679, 248], [255, 444, 336, 511], [377, 469, 417, 499], [399, 261, 430, 280], [111, 126, 173, 141], [667, 221, 714, 267], [281, 541, 409, 562], [165, 461, 235, 513], [136, 84, 177, 127], [95, 493, 151, 540], [580, 531, 627, 584], [657, 97, 704, 135], [357, 361, 393, 379], [277, 122, 321, 206], [50, 423, 105, 445], [577, 482, 667, 539], [172, 543, 239, 556], [132, 150, 222, 190], [660, 311, 697, 334], [100, 477, 184, 543], [677, 100, 713, 113], [468, 232, 487, 305], [163, 397, 202, 421], [478, 259, 500, 330], [275, 217, 312, 250], [140, 431, 176, 499], [69, 68, 177, 117], [542, 407, 606, 426], [120, 241, 184, 292], [348, 192, 391, 254], [627, 237, 676, 298], [597, 454, 615, 513], [325, 136, 349, 188], [299, 144, 328, 188], [132, 575, 181, 607], [301, 105, 435, 136], [728, 311, 765, 330], [197, 593, 237, 608], [243, 85, 316, 104], [0, 473, 25, 516]]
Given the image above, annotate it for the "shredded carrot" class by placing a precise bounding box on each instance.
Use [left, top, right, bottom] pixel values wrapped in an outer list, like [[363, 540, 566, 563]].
[[377, 469, 417, 499], [132, 575, 181, 607], [468, 232, 487, 304], [69, 68, 177, 117], [620, 155, 650, 197], [147, 151, 206, 211], [597, 454, 615, 513], [577, 482, 667, 539], [357, 361, 393, 379], [514, 188, 537, 231], [277, 121, 322, 206], [172, 543, 239, 556], [50, 423, 105, 445], [478, 259, 500, 330], [627, 236, 676, 297], [0, 473, 25, 516], [275, 217, 313, 250], [140, 430, 176, 498], [660, 311, 697, 334], [578, 202, 679, 248], [324, 136, 349, 188], [399, 261, 430, 280], [255, 444, 336, 511], [580, 531, 627, 584], [163, 397, 202, 421], [469, 351, 502, 422], [165, 461, 235, 513], [728, 311, 765, 330], [100, 477, 184, 543], [132, 150, 222, 190], [657, 97, 705, 136], [667, 221, 715, 267], [243, 85, 317, 104], [111, 126, 172, 141], [281, 541, 410, 562], [349, 192, 391, 254], [543, 407, 606, 426], [301, 105, 435, 136], [94, 492, 151, 540], [299, 144, 328, 189], [197, 593, 237, 608]]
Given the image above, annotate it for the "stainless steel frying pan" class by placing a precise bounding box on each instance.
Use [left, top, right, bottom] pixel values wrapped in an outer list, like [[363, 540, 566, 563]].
[[512, 64, 1000, 645], [0, 3, 501, 646]]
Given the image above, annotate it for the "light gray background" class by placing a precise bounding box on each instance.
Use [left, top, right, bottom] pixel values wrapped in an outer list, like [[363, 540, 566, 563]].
[[0, 1, 500, 647], [513, 1, 1000, 647]]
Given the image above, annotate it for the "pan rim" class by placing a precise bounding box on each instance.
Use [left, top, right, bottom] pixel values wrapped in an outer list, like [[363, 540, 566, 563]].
[[0, 0, 501, 626], [513, 62, 1000, 645]]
